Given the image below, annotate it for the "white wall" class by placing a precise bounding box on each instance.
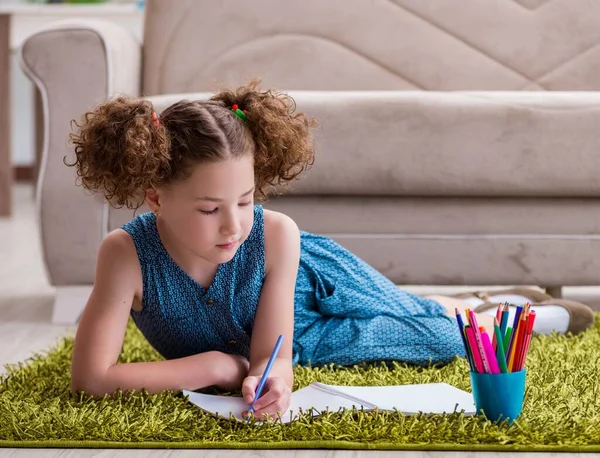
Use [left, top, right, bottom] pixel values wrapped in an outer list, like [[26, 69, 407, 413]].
[[10, 49, 35, 166]]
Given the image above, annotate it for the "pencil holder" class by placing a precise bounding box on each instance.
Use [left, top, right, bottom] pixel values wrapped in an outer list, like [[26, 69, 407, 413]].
[[469, 370, 526, 424]]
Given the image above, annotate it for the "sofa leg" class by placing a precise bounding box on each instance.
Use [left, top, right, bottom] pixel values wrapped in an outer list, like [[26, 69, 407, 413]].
[[52, 286, 92, 325], [543, 286, 563, 299]]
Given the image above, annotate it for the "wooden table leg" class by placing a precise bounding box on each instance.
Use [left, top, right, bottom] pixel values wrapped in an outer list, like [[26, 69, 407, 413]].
[[0, 14, 11, 217]]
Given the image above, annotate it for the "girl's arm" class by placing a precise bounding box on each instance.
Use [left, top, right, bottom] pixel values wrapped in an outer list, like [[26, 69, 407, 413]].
[[71, 229, 247, 397], [241, 211, 299, 413]]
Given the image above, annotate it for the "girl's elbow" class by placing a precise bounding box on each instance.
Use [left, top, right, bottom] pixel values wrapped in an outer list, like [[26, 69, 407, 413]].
[[71, 372, 111, 398]]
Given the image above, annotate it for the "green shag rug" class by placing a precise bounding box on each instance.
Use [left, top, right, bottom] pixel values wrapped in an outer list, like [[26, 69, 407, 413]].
[[1, 317, 600, 452]]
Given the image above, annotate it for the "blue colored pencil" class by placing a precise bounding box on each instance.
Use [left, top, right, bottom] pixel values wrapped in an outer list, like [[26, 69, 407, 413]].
[[247, 334, 284, 416], [455, 308, 474, 371], [500, 303, 509, 339]]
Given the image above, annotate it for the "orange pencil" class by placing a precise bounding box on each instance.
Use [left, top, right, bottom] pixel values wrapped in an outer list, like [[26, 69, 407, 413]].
[[508, 308, 527, 371]]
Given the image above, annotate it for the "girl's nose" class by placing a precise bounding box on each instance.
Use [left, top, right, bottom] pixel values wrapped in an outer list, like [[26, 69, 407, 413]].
[[220, 214, 241, 236]]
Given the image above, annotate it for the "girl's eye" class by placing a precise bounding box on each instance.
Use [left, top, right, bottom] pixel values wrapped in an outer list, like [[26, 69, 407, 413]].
[[199, 202, 250, 214], [200, 208, 218, 215]]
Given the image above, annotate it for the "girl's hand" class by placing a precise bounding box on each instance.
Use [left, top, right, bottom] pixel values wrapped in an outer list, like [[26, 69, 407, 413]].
[[212, 352, 250, 392], [241, 375, 292, 420]]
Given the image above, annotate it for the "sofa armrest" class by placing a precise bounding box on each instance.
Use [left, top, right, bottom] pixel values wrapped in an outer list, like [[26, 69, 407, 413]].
[[19, 19, 141, 287]]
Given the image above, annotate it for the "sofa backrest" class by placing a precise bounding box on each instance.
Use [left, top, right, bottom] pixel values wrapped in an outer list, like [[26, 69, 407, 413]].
[[107, 90, 600, 232], [142, 0, 600, 94]]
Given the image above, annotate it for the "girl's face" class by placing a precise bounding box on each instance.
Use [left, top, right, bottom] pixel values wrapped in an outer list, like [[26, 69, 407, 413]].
[[149, 155, 256, 265]]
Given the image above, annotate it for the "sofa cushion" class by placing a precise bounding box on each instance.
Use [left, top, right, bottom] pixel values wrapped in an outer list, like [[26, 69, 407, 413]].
[[149, 91, 600, 198]]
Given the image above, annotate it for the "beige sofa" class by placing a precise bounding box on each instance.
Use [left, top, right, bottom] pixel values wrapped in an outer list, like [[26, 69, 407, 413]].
[[19, 0, 600, 323]]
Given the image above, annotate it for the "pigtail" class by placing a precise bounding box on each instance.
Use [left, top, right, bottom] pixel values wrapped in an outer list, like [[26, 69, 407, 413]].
[[211, 78, 316, 200], [67, 96, 171, 209]]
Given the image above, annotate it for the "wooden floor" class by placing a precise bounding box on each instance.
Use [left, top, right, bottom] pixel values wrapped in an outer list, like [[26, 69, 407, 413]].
[[1, 184, 598, 458], [0, 451, 591, 458]]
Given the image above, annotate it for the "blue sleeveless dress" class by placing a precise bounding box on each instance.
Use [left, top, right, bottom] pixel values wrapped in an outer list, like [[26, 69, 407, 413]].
[[122, 205, 464, 367]]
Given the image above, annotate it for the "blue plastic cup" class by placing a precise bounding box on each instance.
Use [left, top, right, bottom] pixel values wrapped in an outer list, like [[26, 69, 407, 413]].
[[469, 370, 526, 424]]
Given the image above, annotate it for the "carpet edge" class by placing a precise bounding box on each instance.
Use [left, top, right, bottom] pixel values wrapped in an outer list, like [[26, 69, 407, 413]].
[[0, 440, 598, 452]]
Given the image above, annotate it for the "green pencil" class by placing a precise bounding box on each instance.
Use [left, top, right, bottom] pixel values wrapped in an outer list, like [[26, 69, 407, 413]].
[[503, 326, 512, 364], [494, 318, 509, 373]]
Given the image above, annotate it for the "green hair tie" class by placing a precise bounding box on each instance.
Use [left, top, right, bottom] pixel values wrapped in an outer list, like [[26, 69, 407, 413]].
[[231, 104, 247, 122]]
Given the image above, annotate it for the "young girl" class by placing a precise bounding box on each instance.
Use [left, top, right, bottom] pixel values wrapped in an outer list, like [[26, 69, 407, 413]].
[[69, 80, 594, 419]]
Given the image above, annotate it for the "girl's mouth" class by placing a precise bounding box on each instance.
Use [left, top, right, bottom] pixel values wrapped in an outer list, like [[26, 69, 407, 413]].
[[217, 241, 237, 250]]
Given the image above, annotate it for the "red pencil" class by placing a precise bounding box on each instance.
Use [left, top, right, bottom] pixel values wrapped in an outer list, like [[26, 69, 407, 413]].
[[517, 311, 536, 371], [516, 308, 530, 367], [469, 311, 491, 373], [465, 326, 484, 373]]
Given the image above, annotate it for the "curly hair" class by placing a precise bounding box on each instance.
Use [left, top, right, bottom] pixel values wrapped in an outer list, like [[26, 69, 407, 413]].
[[67, 78, 316, 209]]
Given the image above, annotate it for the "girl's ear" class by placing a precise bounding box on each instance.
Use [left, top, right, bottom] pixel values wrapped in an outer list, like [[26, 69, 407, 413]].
[[145, 188, 161, 215]]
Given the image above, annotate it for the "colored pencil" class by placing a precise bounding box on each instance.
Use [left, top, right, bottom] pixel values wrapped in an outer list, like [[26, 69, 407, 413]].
[[493, 317, 509, 373], [500, 304, 509, 337], [517, 310, 536, 371], [469, 311, 491, 374], [503, 326, 511, 349], [455, 308, 474, 372], [513, 308, 530, 371], [507, 305, 523, 358], [492, 303, 503, 350], [481, 330, 500, 374], [465, 326, 484, 373], [508, 310, 527, 372]]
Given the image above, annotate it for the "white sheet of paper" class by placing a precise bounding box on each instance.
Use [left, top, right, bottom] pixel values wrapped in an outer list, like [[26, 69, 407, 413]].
[[183, 382, 476, 423], [183, 390, 249, 421], [286, 384, 364, 418], [317, 382, 476, 415], [183, 385, 361, 423]]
